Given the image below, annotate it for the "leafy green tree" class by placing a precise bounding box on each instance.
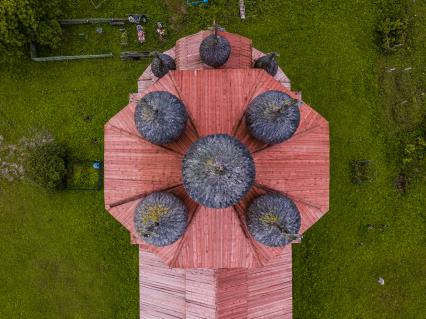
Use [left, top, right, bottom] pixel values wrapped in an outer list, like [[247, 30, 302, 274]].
[[0, 0, 63, 57], [23, 141, 67, 191]]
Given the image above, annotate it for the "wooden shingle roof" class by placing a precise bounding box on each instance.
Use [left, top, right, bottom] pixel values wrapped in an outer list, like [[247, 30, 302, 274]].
[[104, 30, 330, 319], [139, 247, 293, 319], [104, 69, 329, 269]]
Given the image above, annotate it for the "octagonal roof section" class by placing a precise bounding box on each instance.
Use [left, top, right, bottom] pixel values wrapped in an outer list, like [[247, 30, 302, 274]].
[[136, 31, 290, 93], [104, 68, 329, 269]]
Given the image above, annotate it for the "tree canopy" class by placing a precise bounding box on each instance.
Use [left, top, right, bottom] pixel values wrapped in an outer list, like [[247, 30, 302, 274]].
[[0, 0, 62, 57]]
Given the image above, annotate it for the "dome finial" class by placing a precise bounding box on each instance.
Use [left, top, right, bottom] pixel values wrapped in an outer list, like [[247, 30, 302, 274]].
[[150, 51, 176, 78], [199, 22, 231, 68], [254, 52, 279, 76]]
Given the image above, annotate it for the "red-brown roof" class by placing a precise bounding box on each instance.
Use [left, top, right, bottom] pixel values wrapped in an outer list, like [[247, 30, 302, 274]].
[[105, 30, 330, 319], [139, 247, 293, 319], [104, 68, 329, 269], [175, 31, 253, 70]]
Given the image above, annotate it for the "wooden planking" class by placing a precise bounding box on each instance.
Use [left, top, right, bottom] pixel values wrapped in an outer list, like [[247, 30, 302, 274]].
[[216, 269, 248, 319], [247, 247, 293, 319], [175, 31, 252, 71], [233, 186, 293, 266], [233, 69, 300, 153], [186, 269, 217, 319], [293, 199, 325, 234], [172, 69, 259, 137], [254, 124, 330, 215], [106, 196, 139, 232], [104, 125, 182, 206], [174, 205, 260, 269], [293, 103, 329, 139], [109, 74, 198, 155], [139, 249, 292, 319], [134, 185, 200, 266], [139, 249, 186, 319]]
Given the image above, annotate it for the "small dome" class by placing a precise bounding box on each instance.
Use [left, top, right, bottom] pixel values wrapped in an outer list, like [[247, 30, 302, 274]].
[[151, 52, 176, 78], [246, 193, 301, 247], [246, 90, 300, 144], [182, 134, 255, 208], [134, 91, 188, 145], [134, 192, 188, 246], [199, 33, 231, 68], [254, 52, 279, 76]]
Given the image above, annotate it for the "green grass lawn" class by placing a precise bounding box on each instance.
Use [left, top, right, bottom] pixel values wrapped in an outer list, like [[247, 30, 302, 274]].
[[0, 0, 425, 318]]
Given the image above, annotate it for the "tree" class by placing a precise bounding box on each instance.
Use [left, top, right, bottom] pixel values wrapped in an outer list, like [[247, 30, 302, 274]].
[[0, 0, 63, 57], [23, 140, 67, 191]]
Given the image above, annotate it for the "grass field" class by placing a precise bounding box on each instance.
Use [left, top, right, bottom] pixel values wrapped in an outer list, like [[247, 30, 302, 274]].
[[0, 0, 425, 318]]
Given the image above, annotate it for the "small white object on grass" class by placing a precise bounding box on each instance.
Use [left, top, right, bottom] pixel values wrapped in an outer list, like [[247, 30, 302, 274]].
[[378, 277, 385, 285]]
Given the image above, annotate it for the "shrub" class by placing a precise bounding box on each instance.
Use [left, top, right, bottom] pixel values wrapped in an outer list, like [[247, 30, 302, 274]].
[[350, 160, 376, 184], [401, 136, 426, 179], [23, 140, 66, 191], [377, 17, 408, 52]]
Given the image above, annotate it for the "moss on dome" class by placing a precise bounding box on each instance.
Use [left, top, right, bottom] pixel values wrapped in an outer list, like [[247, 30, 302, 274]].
[[246, 193, 301, 247], [134, 192, 188, 246]]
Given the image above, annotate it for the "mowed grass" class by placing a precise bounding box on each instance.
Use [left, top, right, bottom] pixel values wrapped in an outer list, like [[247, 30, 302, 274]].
[[0, 0, 425, 318]]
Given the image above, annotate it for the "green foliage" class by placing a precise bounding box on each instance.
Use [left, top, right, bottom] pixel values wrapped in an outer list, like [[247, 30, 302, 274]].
[[23, 140, 67, 191], [401, 136, 426, 178], [0, 0, 425, 318], [66, 162, 101, 190], [0, 0, 63, 58], [350, 160, 376, 184], [377, 17, 408, 52]]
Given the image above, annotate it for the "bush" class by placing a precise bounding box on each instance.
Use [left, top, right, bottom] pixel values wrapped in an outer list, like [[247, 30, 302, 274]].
[[377, 17, 408, 52], [23, 141, 67, 191], [401, 136, 426, 179], [350, 160, 376, 184], [66, 161, 102, 190]]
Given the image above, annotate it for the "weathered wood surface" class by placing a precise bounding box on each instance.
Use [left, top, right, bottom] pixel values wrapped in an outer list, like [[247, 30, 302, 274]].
[[104, 29, 330, 319], [137, 33, 291, 95], [139, 249, 186, 319], [175, 31, 253, 71], [139, 248, 292, 319], [105, 68, 329, 268]]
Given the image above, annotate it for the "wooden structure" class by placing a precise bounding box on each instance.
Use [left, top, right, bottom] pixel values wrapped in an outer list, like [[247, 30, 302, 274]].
[[104, 30, 330, 318]]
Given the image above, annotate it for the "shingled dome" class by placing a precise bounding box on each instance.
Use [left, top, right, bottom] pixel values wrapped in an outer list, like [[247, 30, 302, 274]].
[[182, 134, 255, 208], [151, 52, 176, 78], [134, 91, 187, 145], [246, 90, 301, 144], [254, 52, 279, 76], [246, 193, 301, 247], [134, 192, 188, 246], [199, 31, 231, 68]]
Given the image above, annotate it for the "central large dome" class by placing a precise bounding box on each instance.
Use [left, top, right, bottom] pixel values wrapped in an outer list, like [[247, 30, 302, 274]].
[[182, 134, 255, 208]]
